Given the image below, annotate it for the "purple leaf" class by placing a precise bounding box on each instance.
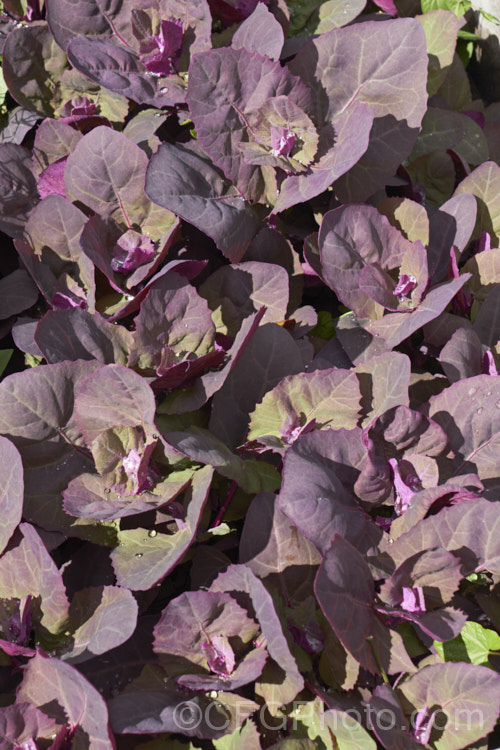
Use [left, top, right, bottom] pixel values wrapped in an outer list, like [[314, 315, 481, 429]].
[[65, 126, 177, 240], [0, 524, 69, 633], [208, 323, 305, 450], [110, 230, 155, 273], [319, 204, 419, 319], [66, 35, 186, 108], [211, 564, 304, 705], [474, 285, 500, 349], [150, 349, 227, 392], [278, 428, 381, 556], [35, 309, 133, 365], [208, 0, 261, 25], [390, 481, 483, 540], [160, 308, 266, 414], [200, 261, 290, 336], [63, 585, 138, 663], [0, 704, 57, 749], [246, 367, 361, 454], [186, 46, 313, 201], [0, 108, 39, 146], [439, 327, 483, 382], [153, 588, 264, 690], [454, 161, 500, 245], [355, 352, 411, 425], [388, 498, 500, 575], [273, 101, 374, 213], [21, 195, 94, 310], [427, 193, 477, 283], [163, 428, 280, 493], [46, 0, 111, 50], [138, 17, 183, 76], [232, 3, 284, 60], [202, 635, 235, 676], [0, 437, 23, 556], [380, 547, 462, 611], [368, 684, 422, 750], [110, 466, 213, 590], [108, 665, 249, 738], [315, 534, 414, 675], [2, 22, 67, 118], [398, 662, 500, 750], [366, 275, 472, 348], [37, 158, 67, 200], [74, 364, 156, 445], [17, 651, 115, 749], [78, 214, 180, 297], [145, 141, 262, 262], [130, 272, 215, 372], [63, 469, 192, 521], [240, 492, 322, 601], [428, 374, 500, 493], [354, 405, 448, 505], [90, 427, 158, 495], [289, 19, 428, 202], [0, 144, 38, 238], [0, 358, 99, 444], [0, 270, 39, 321]]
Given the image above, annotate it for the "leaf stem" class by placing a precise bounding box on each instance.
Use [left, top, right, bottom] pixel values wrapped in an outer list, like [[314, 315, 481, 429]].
[[212, 480, 237, 528], [57, 428, 93, 461]]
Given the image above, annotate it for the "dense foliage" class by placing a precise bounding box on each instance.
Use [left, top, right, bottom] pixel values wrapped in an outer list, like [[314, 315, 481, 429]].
[[0, 0, 500, 746]]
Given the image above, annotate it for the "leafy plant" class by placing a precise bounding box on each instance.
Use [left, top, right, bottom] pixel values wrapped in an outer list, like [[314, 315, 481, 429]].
[[0, 0, 499, 747]]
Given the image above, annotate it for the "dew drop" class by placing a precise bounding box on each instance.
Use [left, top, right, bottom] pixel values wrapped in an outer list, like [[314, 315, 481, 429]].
[[135, 552, 143, 558], [149, 529, 157, 537], [487, 391, 492, 396], [468, 387, 477, 396], [477, 407, 484, 415], [160, 86, 169, 94], [388, 538, 394, 544]]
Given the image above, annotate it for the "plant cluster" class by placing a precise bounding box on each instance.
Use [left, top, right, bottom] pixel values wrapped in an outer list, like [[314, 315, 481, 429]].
[[0, 0, 500, 746]]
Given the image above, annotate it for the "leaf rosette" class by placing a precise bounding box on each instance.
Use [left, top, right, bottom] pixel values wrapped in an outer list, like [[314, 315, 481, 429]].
[[239, 96, 319, 173]]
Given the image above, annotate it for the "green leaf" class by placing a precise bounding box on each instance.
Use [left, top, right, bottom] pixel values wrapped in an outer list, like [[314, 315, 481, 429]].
[[434, 620, 500, 666], [213, 719, 261, 749], [421, 0, 471, 18], [310, 311, 335, 340], [456, 29, 482, 40], [0, 69, 8, 116], [0, 350, 12, 378], [476, 6, 500, 23], [290, 697, 376, 750], [247, 368, 361, 454], [416, 10, 460, 96]]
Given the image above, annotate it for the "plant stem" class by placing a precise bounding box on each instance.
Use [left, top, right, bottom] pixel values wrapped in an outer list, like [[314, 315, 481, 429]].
[[212, 480, 237, 528]]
